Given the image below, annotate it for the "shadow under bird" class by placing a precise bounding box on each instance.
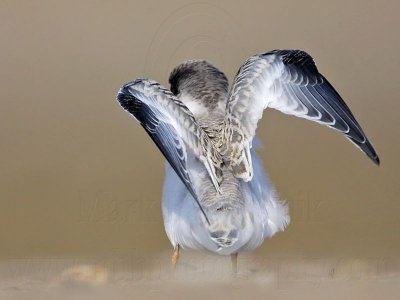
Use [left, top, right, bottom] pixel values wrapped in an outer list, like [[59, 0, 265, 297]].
[[116, 49, 379, 273]]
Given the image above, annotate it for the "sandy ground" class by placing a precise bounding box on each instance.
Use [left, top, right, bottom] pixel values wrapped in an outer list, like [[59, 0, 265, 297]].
[[1, 252, 399, 300]]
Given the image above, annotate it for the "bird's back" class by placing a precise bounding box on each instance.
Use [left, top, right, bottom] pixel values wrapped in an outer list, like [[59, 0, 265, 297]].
[[162, 59, 290, 254], [162, 146, 289, 255]]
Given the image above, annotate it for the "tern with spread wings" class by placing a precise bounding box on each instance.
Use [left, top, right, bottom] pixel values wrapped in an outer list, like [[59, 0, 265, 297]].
[[116, 50, 379, 273]]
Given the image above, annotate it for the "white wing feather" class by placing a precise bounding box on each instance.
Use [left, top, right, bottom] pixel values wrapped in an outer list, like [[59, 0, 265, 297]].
[[225, 50, 379, 181]]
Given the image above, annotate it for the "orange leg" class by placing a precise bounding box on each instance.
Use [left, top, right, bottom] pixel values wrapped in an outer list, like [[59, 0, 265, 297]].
[[171, 244, 180, 270]]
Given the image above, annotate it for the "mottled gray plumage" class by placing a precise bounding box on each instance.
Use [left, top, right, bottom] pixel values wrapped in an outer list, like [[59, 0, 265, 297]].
[[169, 60, 229, 110]]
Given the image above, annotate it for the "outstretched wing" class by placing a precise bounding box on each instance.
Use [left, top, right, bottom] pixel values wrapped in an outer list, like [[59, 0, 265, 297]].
[[225, 49, 379, 181], [117, 79, 223, 223]]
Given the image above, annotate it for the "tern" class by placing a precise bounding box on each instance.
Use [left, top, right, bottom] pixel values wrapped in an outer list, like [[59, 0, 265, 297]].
[[116, 49, 379, 273]]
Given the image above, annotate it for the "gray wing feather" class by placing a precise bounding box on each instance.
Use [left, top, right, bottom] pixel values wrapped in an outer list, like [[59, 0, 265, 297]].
[[117, 79, 223, 223], [225, 50, 379, 181]]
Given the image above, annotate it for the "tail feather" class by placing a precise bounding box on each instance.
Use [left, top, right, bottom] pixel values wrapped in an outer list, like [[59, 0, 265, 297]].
[[210, 229, 238, 249]]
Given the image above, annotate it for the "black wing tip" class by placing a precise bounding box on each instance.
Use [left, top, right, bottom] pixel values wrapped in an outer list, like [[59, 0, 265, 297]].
[[116, 84, 143, 116], [370, 154, 380, 166], [263, 49, 314, 61], [261, 49, 318, 73], [363, 139, 380, 166], [347, 136, 380, 166], [116, 82, 135, 100], [116, 87, 133, 104], [359, 140, 380, 166], [116, 78, 150, 105]]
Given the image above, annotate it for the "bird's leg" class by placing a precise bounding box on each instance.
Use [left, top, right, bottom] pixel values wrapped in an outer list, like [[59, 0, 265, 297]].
[[231, 253, 238, 275], [171, 244, 180, 271]]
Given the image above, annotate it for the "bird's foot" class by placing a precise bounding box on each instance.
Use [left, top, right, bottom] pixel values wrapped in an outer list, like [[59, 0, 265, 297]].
[[231, 253, 238, 276], [171, 244, 180, 271]]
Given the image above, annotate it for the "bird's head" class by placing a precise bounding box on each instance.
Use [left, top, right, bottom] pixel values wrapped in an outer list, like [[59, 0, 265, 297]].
[[168, 60, 229, 113]]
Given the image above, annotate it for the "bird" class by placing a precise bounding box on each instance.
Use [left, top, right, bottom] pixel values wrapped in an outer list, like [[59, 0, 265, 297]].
[[116, 49, 379, 274]]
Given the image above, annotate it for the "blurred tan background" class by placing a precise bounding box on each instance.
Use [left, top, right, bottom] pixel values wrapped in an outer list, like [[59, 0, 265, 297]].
[[0, 0, 399, 289]]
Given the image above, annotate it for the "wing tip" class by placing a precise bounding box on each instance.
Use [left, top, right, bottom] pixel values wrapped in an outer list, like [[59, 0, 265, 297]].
[[363, 139, 380, 166], [357, 139, 380, 166], [370, 154, 380, 166], [116, 86, 139, 114], [261, 49, 316, 68]]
